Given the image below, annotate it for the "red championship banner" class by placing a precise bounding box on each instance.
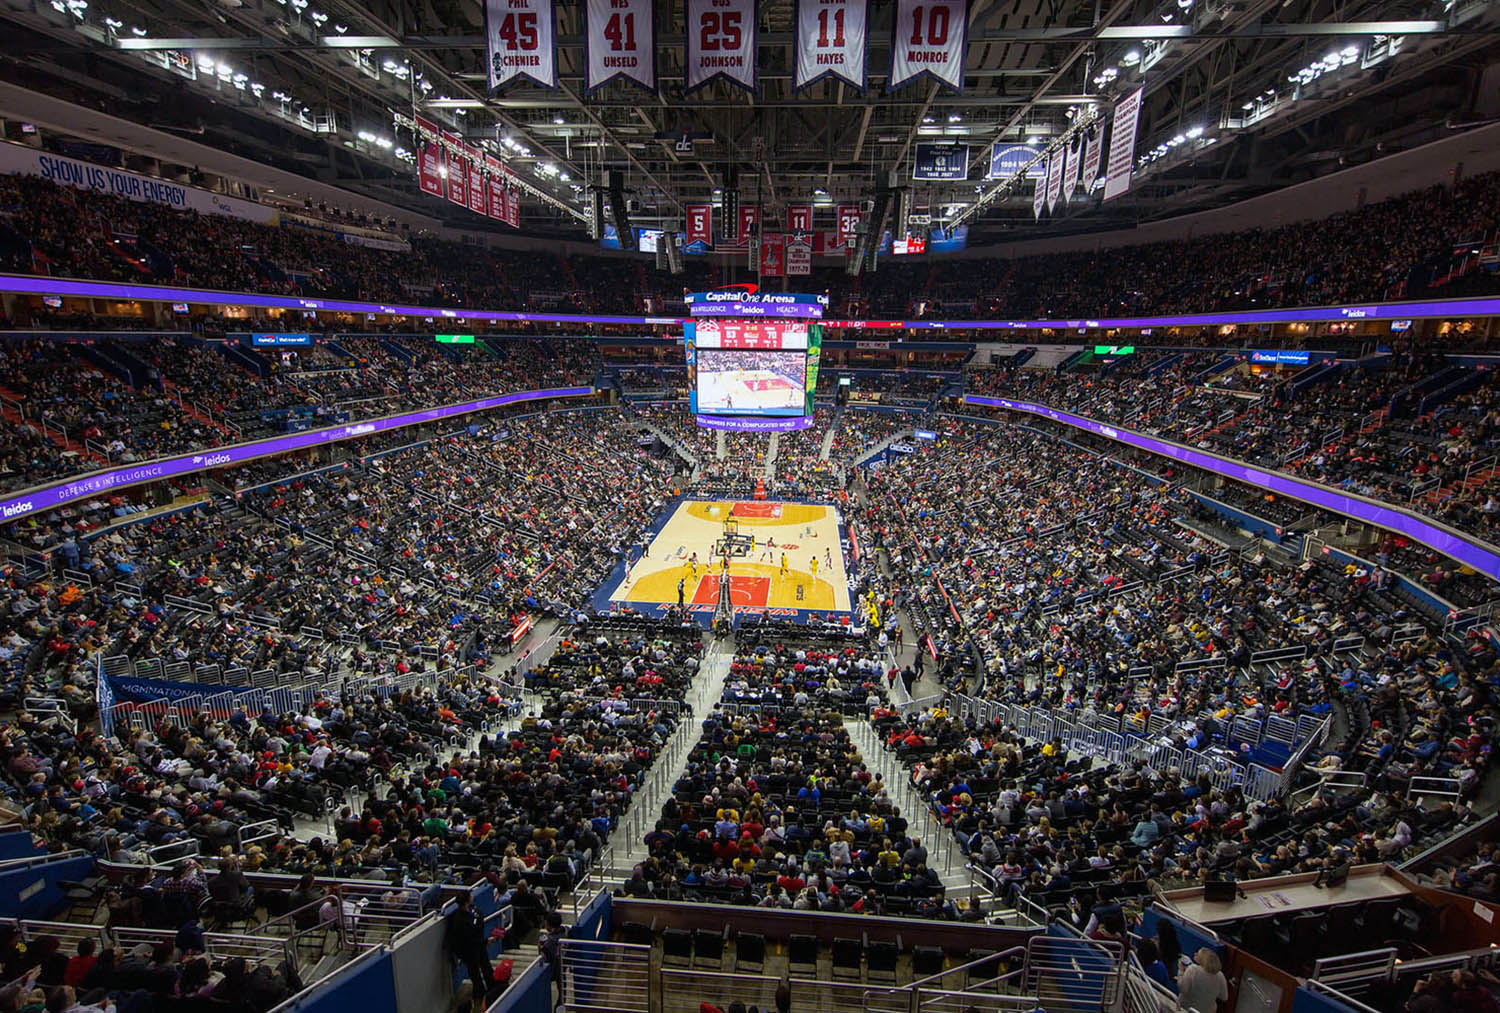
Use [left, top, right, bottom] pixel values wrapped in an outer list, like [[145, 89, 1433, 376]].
[[466, 147, 487, 216], [686, 204, 712, 246], [442, 131, 467, 208], [416, 116, 444, 198], [737, 204, 761, 244], [787, 204, 813, 232], [486, 156, 507, 221], [760, 232, 785, 276], [836, 204, 861, 247]]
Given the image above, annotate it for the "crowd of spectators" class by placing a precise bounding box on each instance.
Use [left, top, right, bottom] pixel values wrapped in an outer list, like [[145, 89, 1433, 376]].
[[5, 162, 1500, 326], [969, 349, 1500, 543], [0, 333, 597, 494]]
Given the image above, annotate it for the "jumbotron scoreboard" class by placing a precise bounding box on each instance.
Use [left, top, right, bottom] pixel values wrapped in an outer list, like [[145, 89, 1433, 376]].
[[684, 289, 825, 430]]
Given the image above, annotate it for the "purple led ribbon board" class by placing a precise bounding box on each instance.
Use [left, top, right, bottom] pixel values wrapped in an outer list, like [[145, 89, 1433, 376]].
[[964, 395, 1500, 581], [694, 415, 814, 432], [4, 272, 1500, 330], [0, 386, 592, 521]]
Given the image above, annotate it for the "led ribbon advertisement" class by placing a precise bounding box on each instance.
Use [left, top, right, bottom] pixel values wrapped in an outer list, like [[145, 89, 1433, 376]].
[[0, 386, 592, 521], [965, 395, 1500, 580], [8, 273, 1500, 330]]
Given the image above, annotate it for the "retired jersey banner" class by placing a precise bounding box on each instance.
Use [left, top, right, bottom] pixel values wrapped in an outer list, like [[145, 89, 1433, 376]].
[[417, 123, 445, 198], [1083, 123, 1104, 195], [466, 149, 487, 216], [794, 0, 869, 90], [889, 0, 968, 92], [760, 232, 786, 276], [837, 204, 861, 247], [585, 0, 655, 92], [443, 132, 468, 208], [787, 235, 812, 275], [686, 0, 757, 95], [486, 0, 557, 89], [1045, 145, 1064, 212], [913, 142, 968, 180], [686, 204, 712, 247], [1032, 161, 1047, 219], [737, 203, 762, 244], [1103, 86, 1143, 202], [787, 204, 813, 232]]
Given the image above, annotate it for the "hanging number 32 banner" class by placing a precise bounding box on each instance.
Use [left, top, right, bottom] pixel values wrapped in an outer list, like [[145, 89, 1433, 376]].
[[889, 0, 967, 92], [794, 0, 870, 91], [486, 0, 557, 89], [585, 0, 656, 92], [686, 0, 757, 94]]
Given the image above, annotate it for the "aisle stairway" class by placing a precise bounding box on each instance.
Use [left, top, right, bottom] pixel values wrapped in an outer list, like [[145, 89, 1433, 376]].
[[608, 636, 737, 874]]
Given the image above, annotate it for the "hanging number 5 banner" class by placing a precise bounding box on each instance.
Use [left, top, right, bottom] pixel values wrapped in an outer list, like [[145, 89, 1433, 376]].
[[889, 0, 967, 92], [586, 0, 656, 92], [686, 0, 757, 95], [794, 0, 869, 91], [486, 0, 558, 89]]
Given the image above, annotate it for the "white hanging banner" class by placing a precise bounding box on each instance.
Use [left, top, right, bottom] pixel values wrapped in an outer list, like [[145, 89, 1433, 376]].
[[1083, 123, 1104, 194], [585, 0, 656, 92], [1062, 137, 1081, 203], [485, 0, 557, 89], [1102, 86, 1143, 202], [1045, 146, 1064, 213], [685, 0, 757, 95], [1032, 160, 1047, 219], [889, 0, 968, 92], [794, 0, 870, 90]]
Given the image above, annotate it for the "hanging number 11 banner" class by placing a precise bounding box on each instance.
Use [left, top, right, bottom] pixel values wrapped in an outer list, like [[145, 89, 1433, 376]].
[[794, 0, 870, 90], [889, 0, 968, 92]]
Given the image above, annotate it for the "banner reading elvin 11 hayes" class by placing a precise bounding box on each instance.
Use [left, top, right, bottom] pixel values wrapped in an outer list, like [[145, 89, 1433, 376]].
[[585, 0, 655, 92], [486, 0, 558, 90], [794, 0, 869, 90], [889, 0, 968, 92], [685, 0, 757, 94]]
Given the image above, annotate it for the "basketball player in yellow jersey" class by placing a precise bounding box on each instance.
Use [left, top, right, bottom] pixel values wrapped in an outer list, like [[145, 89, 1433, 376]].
[[810, 556, 819, 578], [779, 553, 788, 577]]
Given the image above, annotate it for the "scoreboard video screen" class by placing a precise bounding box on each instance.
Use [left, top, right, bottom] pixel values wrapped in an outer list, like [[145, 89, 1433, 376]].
[[686, 320, 820, 417]]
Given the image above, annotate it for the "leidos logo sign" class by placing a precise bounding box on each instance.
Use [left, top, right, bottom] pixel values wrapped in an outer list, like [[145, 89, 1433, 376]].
[[1, 500, 34, 518]]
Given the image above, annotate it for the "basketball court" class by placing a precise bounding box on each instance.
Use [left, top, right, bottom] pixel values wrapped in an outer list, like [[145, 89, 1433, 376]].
[[607, 499, 852, 620]]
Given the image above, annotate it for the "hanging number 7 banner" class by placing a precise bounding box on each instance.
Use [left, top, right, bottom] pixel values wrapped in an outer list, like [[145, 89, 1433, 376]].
[[685, 0, 757, 95], [486, 0, 558, 90], [889, 0, 967, 92], [585, 0, 656, 93], [794, 0, 869, 91]]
